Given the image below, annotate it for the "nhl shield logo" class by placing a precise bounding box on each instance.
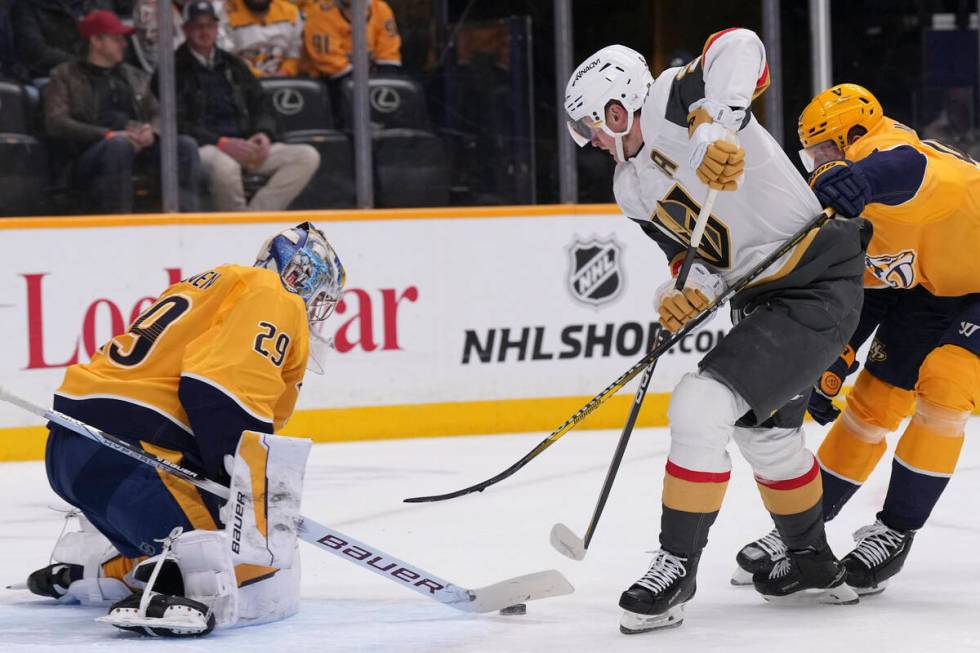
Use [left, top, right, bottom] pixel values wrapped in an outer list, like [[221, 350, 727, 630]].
[[568, 237, 624, 306]]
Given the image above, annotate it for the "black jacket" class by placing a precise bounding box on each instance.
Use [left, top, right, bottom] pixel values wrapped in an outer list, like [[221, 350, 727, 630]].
[[10, 0, 119, 79], [161, 43, 280, 146]]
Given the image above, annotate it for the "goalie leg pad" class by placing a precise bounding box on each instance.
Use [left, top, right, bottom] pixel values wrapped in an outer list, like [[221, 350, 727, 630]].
[[221, 431, 312, 570]]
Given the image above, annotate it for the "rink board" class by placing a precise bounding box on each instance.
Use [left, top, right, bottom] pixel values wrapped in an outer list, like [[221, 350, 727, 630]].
[[0, 205, 734, 461]]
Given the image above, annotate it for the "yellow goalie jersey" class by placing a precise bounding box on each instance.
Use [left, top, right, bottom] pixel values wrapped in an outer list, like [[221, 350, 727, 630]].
[[845, 118, 980, 297], [55, 265, 309, 479]]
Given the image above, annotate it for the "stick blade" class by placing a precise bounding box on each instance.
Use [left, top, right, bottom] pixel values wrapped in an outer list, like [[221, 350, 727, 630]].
[[550, 523, 587, 561], [457, 570, 574, 613]]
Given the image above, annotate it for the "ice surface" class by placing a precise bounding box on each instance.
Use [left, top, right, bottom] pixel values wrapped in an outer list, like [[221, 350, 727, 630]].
[[2, 419, 979, 652]]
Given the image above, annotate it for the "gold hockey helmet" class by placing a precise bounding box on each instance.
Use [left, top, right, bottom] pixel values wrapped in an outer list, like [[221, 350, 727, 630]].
[[798, 83, 883, 151]]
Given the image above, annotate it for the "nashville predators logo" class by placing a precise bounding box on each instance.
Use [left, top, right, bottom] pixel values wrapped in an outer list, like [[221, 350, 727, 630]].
[[868, 337, 887, 363], [866, 250, 916, 289]]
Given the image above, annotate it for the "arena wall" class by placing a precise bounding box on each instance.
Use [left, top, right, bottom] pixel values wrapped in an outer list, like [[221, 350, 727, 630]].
[[0, 205, 735, 460]]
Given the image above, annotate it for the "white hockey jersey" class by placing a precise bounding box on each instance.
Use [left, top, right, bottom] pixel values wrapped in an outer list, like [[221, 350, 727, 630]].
[[614, 28, 822, 287]]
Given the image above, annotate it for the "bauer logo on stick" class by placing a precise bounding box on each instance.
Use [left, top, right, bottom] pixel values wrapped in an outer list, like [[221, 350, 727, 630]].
[[567, 237, 624, 307]]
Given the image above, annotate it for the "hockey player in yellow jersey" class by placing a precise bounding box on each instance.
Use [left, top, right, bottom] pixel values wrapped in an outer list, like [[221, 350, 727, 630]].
[[25, 222, 345, 637], [302, 0, 402, 79], [735, 83, 980, 596]]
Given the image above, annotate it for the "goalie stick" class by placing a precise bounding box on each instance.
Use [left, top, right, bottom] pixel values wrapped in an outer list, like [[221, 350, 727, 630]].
[[405, 207, 837, 504], [0, 387, 573, 613], [552, 188, 718, 560]]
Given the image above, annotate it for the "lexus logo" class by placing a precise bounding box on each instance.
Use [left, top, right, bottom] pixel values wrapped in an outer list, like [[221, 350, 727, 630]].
[[273, 88, 304, 116], [370, 86, 401, 113]]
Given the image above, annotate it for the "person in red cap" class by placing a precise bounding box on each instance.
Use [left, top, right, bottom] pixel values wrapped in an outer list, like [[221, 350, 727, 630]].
[[44, 9, 202, 214]]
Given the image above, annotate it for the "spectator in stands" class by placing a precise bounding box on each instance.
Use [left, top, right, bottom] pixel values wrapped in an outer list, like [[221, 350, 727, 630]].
[[128, 1, 234, 73], [171, 1, 319, 211], [45, 10, 201, 213], [11, 0, 131, 80], [302, 0, 401, 79], [223, 0, 302, 77]]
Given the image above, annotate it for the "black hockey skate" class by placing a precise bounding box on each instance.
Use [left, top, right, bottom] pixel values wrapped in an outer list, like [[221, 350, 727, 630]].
[[619, 550, 698, 634], [26, 563, 83, 599], [101, 591, 215, 637], [841, 520, 915, 596], [752, 546, 858, 605], [732, 528, 785, 586]]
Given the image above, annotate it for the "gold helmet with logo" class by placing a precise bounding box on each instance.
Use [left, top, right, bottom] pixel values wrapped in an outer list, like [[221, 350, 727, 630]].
[[798, 83, 883, 151]]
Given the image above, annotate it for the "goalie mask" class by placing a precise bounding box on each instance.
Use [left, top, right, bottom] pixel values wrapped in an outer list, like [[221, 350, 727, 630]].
[[255, 222, 346, 324], [564, 44, 653, 162]]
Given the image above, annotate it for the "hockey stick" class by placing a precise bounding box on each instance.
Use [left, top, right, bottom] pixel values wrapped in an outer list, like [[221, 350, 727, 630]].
[[405, 207, 836, 504], [550, 189, 719, 560], [0, 387, 573, 613]]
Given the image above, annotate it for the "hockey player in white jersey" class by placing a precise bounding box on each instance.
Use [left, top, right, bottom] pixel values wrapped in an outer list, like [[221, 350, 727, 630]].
[[565, 29, 870, 634]]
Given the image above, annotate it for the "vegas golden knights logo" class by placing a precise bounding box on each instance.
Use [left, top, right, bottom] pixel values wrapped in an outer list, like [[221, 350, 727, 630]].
[[654, 184, 732, 269]]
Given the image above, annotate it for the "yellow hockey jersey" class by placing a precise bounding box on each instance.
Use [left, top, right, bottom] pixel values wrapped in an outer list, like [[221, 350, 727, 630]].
[[301, 0, 401, 78], [847, 117, 980, 296], [224, 0, 304, 77], [57, 265, 310, 437]]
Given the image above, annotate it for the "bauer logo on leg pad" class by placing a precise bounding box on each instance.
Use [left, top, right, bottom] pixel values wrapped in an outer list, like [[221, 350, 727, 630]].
[[222, 431, 312, 569]]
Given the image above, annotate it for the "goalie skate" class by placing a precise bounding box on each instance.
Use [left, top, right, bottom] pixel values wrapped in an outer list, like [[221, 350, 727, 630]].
[[98, 591, 215, 637]]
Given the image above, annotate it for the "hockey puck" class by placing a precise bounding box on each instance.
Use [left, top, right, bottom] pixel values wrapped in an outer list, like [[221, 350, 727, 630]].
[[499, 603, 527, 615]]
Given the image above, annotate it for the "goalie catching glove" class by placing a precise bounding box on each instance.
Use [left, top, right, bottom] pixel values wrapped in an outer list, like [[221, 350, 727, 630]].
[[656, 262, 726, 333], [687, 98, 746, 191]]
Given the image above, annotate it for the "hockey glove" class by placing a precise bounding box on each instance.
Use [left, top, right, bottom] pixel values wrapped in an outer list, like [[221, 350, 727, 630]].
[[808, 160, 872, 217], [687, 99, 747, 191], [656, 262, 726, 333], [808, 344, 859, 425]]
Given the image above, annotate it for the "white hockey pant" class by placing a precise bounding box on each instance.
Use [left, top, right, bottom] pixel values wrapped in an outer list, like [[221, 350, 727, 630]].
[[668, 371, 815, 484]]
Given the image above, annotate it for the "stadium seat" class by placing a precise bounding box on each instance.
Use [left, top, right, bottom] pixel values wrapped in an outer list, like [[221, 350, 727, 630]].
[[287, 130, 355, 209], [337, 76, 449, 207], [0, 80, 32, 134], [259, 76, 335, 131], [257, 77, 354, 208], [340, 76, 431, 131], [0, 81, 48, 215], [372, 129, 449, 207]]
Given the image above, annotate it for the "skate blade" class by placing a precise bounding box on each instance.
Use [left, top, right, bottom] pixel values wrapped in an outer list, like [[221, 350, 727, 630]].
[[730, 566, 754, 586], [5, 582, 28, 591], [619, 604, 685, 634], [853, 579, 888, 597], [762, 583, 859, 606], [96, 612, 210, 635]]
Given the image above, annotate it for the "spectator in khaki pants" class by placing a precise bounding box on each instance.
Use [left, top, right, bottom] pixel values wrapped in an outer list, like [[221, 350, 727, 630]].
[[167, 1, 319, 211], [45, 10, 201, 213]]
